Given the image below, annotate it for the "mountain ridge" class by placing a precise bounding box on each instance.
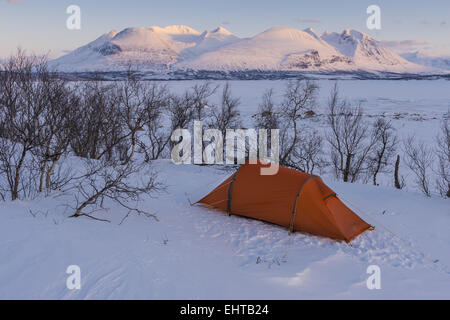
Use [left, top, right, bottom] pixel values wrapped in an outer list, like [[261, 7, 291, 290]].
[[50, 25, 442, 74]]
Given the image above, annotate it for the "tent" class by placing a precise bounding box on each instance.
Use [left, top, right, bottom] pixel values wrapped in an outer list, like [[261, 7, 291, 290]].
[[196, 162, 372, 242]]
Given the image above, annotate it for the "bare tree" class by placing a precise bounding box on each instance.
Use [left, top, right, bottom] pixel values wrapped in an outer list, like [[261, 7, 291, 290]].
[[208, 83, 241, 135], [404, 136, 434, 197], [0, 51, 47, 200], [326, 83, 376, 182], [140, 83, 171, 161], [253, 89, 280, 160], [69, 157, 160, 221], [189, 82, 217, 122], [253, 81, 321, 171], [367, 117, 398, 186], [279, 80, 318, 167], [292, 129, 326, 174], [115, 74, 166, 165], [253, 89, 279, 132], [435, 113, 450, 197], [70, 81, 123, 160], [167, 92, 196, 149], [33, 75, 77, 192]]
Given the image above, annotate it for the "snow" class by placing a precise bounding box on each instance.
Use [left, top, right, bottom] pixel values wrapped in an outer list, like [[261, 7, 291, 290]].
[[320, 30, 430, 73], [0, 160, 449, 299], [178, 27, 345, 71], [0, 79, 449, 299], [49, 25, 442, 74]]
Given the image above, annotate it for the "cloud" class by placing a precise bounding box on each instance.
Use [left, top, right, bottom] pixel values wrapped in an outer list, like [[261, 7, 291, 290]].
[[440, 21, 447, 27], [222, 21, 231, 25], [294, 18, 321, 24], [5, 0, 22, 4], [381, 40, 430, 52]]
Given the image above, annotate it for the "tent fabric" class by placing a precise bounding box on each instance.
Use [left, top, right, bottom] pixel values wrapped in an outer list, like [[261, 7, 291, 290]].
[[197, 162, 371, 242]]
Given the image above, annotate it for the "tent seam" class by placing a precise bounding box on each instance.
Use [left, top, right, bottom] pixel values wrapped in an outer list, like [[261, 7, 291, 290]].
[[226, 166, 242, 215], [289, 175, 318, 233]]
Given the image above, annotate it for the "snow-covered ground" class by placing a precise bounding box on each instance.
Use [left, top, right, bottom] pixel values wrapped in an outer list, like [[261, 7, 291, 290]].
[[0, 79, 449, 299], [0, 160, 449, 299]]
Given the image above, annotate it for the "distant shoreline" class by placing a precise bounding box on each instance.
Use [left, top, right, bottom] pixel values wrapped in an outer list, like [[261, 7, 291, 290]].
[[53, 70, 450, 81]]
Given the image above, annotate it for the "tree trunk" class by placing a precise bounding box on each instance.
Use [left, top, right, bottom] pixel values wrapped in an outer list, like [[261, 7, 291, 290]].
[[39, 161, 47, 192], [12, 145, 27, 200], [343, 154, 352, 182], [45, 159, 58, 189], [394, 154, 402, 189]]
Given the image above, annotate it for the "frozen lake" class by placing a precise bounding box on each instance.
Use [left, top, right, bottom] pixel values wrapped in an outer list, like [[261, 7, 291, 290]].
[[165, 79, 449, 143]]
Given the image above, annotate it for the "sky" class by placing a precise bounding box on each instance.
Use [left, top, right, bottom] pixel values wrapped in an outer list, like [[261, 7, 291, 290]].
[[1, 0, 449, 59]]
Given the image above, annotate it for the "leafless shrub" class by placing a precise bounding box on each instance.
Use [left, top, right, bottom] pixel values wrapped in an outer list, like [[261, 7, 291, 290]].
[[279, 80, 319, 167], [403, 136, 434, 197], [68, 157, 161, 222], [205, 83, 242, 163], [208, 82, 241, 135], [32, 75, 77, 193], [435, 113, 450, 197], [253, 89, 280, 132], [326, 83, 377, 182], [115, 74, 164, 164], [291, 129, 326, 174], [189, 82, 218, 122], [367, 118, 398, 186], [253, 80, 320, 170], [0, 50, 47, 200], [167, 92, 196, 149], [139, 83, 171, 161], [0, 51, 163, 225], [70, 81, 123, 160], [252, 89, 280, 162]]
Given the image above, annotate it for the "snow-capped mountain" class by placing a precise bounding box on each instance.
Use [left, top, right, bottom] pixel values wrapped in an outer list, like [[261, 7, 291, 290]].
[[51, 25, 203, 71], [401, 51, 450, 71], [320, 29, 422, 72], [50, 25, 435, 74], [178, 27, 354, 71]]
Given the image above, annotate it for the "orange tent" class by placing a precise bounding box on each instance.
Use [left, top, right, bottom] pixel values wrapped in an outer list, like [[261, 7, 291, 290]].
[[197, 162, 372, 242]]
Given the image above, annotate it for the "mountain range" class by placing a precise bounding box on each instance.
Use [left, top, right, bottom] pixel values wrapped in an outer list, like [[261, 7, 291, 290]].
[[50, 25, 444, 75]]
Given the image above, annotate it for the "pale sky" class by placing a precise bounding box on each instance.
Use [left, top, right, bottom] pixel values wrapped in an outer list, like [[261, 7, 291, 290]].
[[1, 0, 449, 59]]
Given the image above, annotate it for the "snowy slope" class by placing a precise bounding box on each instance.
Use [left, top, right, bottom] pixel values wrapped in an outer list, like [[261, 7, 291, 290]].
[[321, 30, 430, 73], [178, 27, 354, 71], [51, 25, 202, 72], [50, 25, 237, 72], [178, 27, 241, 61], [50, 25, 437, 74]]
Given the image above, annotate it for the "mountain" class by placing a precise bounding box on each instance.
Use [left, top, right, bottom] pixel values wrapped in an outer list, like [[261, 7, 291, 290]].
[[178, 27, 240, 61], [178, 27, 355, 71], [51, 25, 204, 72], [320, 29, 422, 72], [401, 51, 450, 71], [50, 25, 436, 74]]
